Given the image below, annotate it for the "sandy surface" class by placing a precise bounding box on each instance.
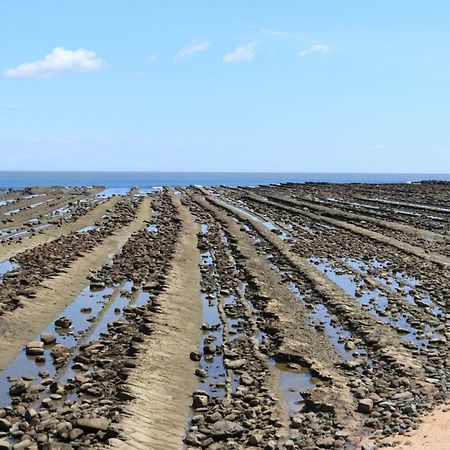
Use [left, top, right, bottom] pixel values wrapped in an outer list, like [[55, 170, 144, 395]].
[[380, 404, 450, 449], [111, 196, 201, 450], [0, 197, 151, 370]]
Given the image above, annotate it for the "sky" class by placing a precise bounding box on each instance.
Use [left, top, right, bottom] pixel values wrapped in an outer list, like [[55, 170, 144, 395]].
[[1, 1, 450, 172]]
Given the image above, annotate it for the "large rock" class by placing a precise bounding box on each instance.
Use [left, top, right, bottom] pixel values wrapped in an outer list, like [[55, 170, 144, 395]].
[[211, 421, 244, 439], [76, 418, 111, 432], [224, 359, 247, 369]]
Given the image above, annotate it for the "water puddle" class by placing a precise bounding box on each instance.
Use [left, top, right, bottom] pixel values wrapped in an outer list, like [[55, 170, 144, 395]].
[[308, 304, 371, 364], [0, 260, 19, 283], [227, 202, 293, 241], [96, 187, 130, 198], [0, 276, 155, 409], [77, 225, 97, 233], [47, 205, 71, 217], [0, 199, 15, 208], [345, 259, 444, 317], [198, 289, 226, 398], [146, 224, 159, 233], [0, 285, 115, 406], [307, 257, 433, 348], [271, 360, 316, 416], [3, 200, 50, 217], [24, 194, 46, 200], [325, 197, 380, 211], [368, 197, 450, 213], [137, 187, 163, 195], [4, 208, 20, 216]]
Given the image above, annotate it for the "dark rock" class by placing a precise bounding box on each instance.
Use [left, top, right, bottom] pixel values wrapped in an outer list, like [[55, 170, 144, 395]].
[[358, 399, 374, 414], [211, 420, 244, 439]]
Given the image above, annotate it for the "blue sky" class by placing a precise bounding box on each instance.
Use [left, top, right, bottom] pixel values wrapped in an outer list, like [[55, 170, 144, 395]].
[[1, 1, 449, 172]]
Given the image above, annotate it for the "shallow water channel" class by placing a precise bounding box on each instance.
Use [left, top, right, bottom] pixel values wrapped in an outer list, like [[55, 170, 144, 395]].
[[0, 279, 152, 407]]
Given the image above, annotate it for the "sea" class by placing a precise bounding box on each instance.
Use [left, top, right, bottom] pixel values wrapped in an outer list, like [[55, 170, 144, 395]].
[[0, 171, 450, 189]]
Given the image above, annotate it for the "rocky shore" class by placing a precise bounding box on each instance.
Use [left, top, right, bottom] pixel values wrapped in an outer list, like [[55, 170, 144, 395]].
[[0, 182, 449, 449]]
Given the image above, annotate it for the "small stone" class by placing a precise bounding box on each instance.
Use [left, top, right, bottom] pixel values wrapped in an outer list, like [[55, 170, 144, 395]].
[[54, 317, 72, 329], [195, 368, 207, 378], [206, 412, 222, 423], [25, 341, 44, 356], [192, 393, 209, 409], [184, 432, 201, 446], [362, 443, 376, 450], [317, 436, 335, 448], [211, 420, 244, 439], [68, 428, 84, 440], [40, 333, 56, 345], [248, 433, 263, 446], [0, 419, 11, 432], [240, 373, 254, 386], [12, 440, 33, 450], [345, 340, 355, 351], [203, 344, 217, 354], [9, 380, 29, 396], [50, 344, 68, 359], [24, 408, 37, 422], [56, 421, 73, 436], [41, 398, 53, 409], [358, 398, 374, 414], [189, 351, 201, 361]]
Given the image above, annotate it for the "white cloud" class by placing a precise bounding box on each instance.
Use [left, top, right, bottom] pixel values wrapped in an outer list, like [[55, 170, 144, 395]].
[[223, 42, 259, 63], [176, 41, 210, 60], [298, 44, 330, 58], [147, 54, 159, 63], [4, 47, 105, 80], [129, 71, 145, 78]]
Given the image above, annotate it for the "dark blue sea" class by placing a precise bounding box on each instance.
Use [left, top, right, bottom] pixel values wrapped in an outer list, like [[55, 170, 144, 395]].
[[0, 172, 450, 189]]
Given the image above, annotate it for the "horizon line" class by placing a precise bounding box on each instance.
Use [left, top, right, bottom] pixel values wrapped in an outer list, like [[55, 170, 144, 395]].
[[1, 170, 450, 175]]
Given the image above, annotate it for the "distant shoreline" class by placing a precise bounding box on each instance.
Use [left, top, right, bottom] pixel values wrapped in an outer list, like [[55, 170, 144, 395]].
[[1, 171, 450, 188]]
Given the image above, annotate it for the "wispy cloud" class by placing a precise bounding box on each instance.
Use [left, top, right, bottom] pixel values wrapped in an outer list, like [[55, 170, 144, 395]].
[[223, 42, 259, 63], [0, 106, 21, 112], [298, 44, 330, 58], [254, 26, 313, 43], [4, 47, 105, 80], [176, 41, 211, 60], [147, 54, 159, 63], [129, 71, 145, 78]]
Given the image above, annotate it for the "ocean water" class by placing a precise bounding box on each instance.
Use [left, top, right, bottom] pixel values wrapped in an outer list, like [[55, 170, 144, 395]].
[[0, 171, 450, 189]]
